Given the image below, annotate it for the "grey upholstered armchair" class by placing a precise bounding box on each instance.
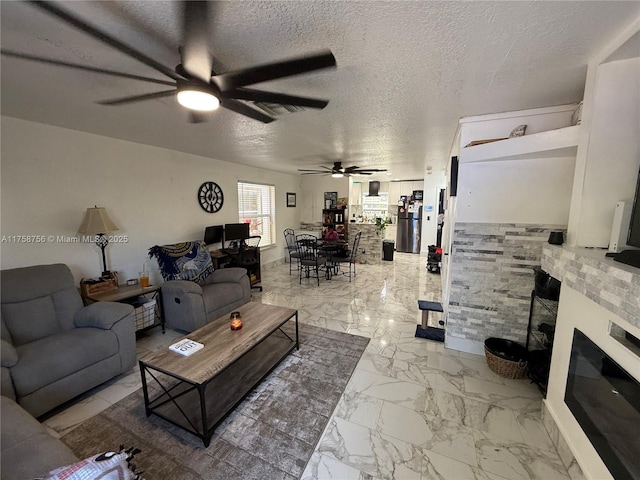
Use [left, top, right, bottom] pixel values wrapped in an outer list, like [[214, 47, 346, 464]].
[[0, 264, 136, 418]]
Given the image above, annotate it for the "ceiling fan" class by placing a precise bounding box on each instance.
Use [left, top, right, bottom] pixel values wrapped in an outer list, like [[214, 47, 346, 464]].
[[1, 1, 336, 124], [299, 161, 387, 178]]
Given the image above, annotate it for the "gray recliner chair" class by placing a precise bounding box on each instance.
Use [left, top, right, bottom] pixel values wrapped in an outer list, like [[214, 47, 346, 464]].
[[1, 264, 136, 418], [161, 268, 251, 333]]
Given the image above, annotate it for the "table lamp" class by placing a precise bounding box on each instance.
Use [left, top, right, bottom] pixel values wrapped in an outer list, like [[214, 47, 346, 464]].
[[78, 206, 119, 277]]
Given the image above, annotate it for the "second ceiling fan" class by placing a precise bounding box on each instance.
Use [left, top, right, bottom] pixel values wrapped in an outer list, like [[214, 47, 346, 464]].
[[299, 161, 387, 178], [3, 1, 337, 123]]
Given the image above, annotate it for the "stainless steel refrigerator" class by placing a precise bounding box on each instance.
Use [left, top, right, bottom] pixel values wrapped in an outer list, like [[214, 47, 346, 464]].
[[396, 207, 422, 253]]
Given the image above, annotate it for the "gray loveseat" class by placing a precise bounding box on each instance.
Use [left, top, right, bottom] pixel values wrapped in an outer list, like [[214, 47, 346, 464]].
[[161, 267, 251, 332], [1, 264, 136, 418], [1, 395, 78, 479]]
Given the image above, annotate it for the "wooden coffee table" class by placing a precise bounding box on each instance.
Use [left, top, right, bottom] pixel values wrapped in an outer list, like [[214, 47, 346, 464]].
[[139, 302, 298, 446]]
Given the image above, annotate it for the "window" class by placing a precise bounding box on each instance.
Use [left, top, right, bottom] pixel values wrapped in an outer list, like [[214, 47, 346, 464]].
[[237, 182, 276, 246]]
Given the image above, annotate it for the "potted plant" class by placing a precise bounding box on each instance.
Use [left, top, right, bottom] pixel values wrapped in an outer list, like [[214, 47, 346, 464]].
[[375, 217, 390, 235]]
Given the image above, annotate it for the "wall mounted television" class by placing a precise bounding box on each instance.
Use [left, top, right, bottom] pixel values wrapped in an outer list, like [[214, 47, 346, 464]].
[[614, 167, 640, 268], [203, 225, 224, 245], [224, 223, 250, 245]]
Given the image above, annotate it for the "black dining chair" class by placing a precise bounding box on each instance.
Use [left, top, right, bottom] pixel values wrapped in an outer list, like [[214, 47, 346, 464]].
[[295, 234, 327, 286], [333, 232, 361, 282], [284, 228, 300, 275]]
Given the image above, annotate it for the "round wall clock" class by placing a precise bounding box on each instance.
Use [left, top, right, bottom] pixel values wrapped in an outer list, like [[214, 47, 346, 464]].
[[197, 181, 224, 213]]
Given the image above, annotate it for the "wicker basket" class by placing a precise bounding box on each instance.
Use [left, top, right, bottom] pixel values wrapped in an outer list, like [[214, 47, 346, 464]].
[[484, 338, 528, 379]]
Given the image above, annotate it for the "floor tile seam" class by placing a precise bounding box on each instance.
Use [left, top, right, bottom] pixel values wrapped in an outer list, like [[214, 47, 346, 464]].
[[346, 368, 430, 394], [305, 453, 374, 480]]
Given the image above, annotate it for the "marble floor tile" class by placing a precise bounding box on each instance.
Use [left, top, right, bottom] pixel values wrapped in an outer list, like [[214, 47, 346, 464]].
[[318, 417, 425, 479], [301, 452, 378, 480], [44, 252, 575, 480], [473, 429, 570, 480]]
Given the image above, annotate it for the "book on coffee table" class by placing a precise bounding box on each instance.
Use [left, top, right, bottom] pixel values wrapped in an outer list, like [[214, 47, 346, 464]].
[[169, 339, 204, 356]]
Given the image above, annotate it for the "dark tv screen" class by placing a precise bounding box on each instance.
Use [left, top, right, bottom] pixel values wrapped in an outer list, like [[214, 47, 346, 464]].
[[224, 223, 250, 242], [627, 168, 640, 248], [204, 225, 223, 245], [565, 329, 640, 480]]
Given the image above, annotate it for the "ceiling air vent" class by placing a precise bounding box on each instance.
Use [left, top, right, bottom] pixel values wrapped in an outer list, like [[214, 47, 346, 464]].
[[253, 102, 306, 117]]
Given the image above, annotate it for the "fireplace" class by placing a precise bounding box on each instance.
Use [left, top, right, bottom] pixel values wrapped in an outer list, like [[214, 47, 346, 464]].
[[565, 329, 640, 480]]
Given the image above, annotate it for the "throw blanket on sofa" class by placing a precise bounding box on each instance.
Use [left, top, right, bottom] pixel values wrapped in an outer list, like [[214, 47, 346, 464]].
[[148, 242, 214, 283]]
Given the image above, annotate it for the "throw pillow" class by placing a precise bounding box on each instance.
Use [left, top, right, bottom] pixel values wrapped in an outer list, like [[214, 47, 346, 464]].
[[41, 446, 143, 480]]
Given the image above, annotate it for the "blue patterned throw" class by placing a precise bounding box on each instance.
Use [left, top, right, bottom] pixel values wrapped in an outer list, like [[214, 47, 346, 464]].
[[148, 241, 214, 283]]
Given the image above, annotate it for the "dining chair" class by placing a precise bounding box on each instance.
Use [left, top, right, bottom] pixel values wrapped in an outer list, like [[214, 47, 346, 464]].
[[295, 234, 327, 286], [333, 231, 361, 282], [283, 228, 300, 274]]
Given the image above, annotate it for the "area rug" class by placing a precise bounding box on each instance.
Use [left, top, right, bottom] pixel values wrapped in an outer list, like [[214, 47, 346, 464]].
[[61, 324, 369, 480]]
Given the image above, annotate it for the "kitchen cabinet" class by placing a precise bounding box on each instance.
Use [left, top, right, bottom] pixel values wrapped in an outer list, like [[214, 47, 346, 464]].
[[384, 225, 397, 242], [388, 182, 402, 206], [400, 181, 414, 196]]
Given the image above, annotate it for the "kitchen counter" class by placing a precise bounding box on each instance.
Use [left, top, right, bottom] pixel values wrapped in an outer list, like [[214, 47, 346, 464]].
[[348, 224, 383, 264]]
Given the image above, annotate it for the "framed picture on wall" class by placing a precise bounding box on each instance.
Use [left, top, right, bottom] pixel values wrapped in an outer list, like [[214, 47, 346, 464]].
[[286, 192, 296, 207]]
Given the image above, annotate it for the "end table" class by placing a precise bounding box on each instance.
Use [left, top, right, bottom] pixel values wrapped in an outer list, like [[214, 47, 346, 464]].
[[82, 283, 165, 333]]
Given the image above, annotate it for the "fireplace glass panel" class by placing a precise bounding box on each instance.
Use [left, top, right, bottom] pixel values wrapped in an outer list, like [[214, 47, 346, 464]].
[[565, 329, 640, 480]]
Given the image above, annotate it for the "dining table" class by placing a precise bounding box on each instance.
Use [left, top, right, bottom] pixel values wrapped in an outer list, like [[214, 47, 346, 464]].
[[318, 239, 349, 278]]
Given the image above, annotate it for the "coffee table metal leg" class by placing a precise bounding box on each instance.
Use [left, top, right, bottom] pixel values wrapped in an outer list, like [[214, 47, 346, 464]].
[[295, 312, 299, 350], [199, 385, 210, 447], [139, 361, 151, 417]]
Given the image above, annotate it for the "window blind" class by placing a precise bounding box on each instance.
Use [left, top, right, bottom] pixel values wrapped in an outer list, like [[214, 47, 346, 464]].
[[237, 182, 276, 246]]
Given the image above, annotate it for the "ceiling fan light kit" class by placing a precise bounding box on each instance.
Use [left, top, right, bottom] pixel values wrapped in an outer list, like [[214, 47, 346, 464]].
[[12, 1, 336, 124], [176, 82, 220, 111], [299, 161, 387, 178]]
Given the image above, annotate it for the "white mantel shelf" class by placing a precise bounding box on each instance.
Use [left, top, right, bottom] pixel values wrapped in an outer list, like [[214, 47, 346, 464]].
[[541, 244, 640, 330], [459, 125, 580, 164]]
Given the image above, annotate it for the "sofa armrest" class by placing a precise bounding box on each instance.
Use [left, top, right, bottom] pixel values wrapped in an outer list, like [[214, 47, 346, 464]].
[[1, 339, 18, 368], [208, 267, 248, 284], [162, 279, 203, 296], [74, 302, 134, 330]]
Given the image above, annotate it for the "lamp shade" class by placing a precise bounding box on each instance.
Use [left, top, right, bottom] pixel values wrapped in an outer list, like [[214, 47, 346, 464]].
[[78, 206, 119, 235]]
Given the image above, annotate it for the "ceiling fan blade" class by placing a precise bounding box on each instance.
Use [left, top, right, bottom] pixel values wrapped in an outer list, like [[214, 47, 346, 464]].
[[29, 1, 183, 82], [300, 172, 328, 175], [213, 50, 336, 92], [226, 88, 329, 109], [298, 169, 326, 172], [97, 90, 176, 106], [343, 166, 360, 172], [180, 1, 213, 82], [220, 98, 275, 123], [353, 169, 387, 173], [0, 50, 176, 86]]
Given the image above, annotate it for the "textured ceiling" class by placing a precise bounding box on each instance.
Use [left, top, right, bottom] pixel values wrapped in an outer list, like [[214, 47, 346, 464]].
[[1, 1, 638, 181]]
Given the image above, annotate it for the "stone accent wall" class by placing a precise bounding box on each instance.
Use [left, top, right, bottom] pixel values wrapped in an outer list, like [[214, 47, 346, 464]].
[[447, 222, 566, 346], [347, 224, 382, 264], [541, 245, 640, 330]]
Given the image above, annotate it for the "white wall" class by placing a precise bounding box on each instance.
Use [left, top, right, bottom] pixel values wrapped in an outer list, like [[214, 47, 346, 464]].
[[299, 174, 349, 224], [571, 57, 640, 247], [456, 156, 575, 224], [0, 116, 301, 284]]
